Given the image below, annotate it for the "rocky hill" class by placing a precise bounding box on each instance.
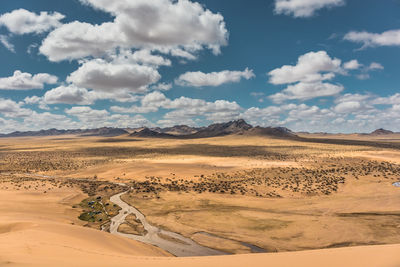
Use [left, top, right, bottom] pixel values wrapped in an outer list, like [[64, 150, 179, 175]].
[[185, 119, 253, 138], [129, 128, 175, 138], [370, 128, 394, 135], [154, 125, 201, 135], [80, 127, 129, 137], [245, 126, 295, 137]]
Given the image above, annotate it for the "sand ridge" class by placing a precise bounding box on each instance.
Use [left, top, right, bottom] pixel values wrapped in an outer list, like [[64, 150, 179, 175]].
[[0, 185, 170, 266], [1, 243, 399, 266]]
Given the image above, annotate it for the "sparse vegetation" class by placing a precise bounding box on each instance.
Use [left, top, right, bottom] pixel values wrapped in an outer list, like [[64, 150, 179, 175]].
[[0, 134, 399, 254]]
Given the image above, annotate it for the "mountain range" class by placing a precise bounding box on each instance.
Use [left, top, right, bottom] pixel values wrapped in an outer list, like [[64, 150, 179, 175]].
[[0, 120, 396, 139], [0, 127, 128, 138], [130, 119, 295, 139]]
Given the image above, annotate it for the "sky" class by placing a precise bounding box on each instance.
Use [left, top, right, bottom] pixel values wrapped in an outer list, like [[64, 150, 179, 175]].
[[0, 0, 399, 133]]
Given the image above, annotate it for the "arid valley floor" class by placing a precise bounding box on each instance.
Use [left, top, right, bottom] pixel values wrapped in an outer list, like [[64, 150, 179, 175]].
[[0, 131, 399, 266]]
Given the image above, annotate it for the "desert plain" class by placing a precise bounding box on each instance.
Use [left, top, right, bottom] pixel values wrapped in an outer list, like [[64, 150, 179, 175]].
[[0, 131, 399, 266]]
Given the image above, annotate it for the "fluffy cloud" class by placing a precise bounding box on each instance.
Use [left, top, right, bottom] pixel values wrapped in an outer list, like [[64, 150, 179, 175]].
[[65, 106, 109, 123], [67, 59, 160, 93], [24, 96, 42, 105], [344, 29, 400, 48], [269, 81, 343, 103], [141, 91, 169, 107], [372, 93, 400, 105], [40, 0, 228, 61], [64, 106, 151, 128], [0, 9, 64, 35], [274, 0, 345, 18], [241, 103, 336, 131], [152, 83, 172, 91], [176, 68, 255, 87], [40, 22, 120, 61], [343, 59, 361, 70], [334, 101, 362, 113], [335, 93, 371, 103], [162, 99, 241, 124], [241, 106, 283, 126], [111, 91, 241, 124], [43, 84, 142, 106], [111, 91, 165, 113], [124, 49, 171, 67], [331, 93, 375, 115], [267, 51, 345, 102], [268, 51, 341, 85], [0, 98, 32, 117], [0, 70, 58, 90], [44, 85, 94, 105], [111, 105, 158, 114], [367, 62, 384, 71], [0, 110, 81, 133], [240, 97, 400, 133]]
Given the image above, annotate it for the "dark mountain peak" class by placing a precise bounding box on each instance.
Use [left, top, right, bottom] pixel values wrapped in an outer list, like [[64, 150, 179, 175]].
[[129, 128, 174, 138], [370, 128, 394, 135], [247, 126, 295, 137], [230, 119, 253, 129], [188, 119, 253, 138], [82, 127, 129, 137], [158, 125, 200, 135], [208, 119, 252, 132]]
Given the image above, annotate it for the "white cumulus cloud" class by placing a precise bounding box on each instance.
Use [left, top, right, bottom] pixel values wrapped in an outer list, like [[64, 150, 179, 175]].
[[40, 0, 228, 62], [44, 85, 94, 105], [344, 29, 400, 48], [343, 59, 361, 70], [334, 101, 362, 113], [0, 70, 58, 90], [0, 98, 32, 117], [176, 68, 254, 87], [269, 81, 343, 103], [0, 8, 64, 35], [274, 0, 345, 18], [67, 59, 160, 93], [268, 51, 341, 85]]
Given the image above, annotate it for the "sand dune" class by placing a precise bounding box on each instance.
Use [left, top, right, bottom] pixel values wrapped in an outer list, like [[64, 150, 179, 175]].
[[1, 183, 398, 267], [1, 236, 399, 267], [0, 186, 169, 266]]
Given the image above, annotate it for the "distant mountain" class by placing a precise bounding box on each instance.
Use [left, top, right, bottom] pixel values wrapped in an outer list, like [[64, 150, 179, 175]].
[[0, 127, 128, 138], [245, 126, 295, 137], [129, 128, 175, 138], [370, 128, 394, 135], [0, 128, 75, 137], [80, 127, 129, 137], [151, 125, 201, 135], [0, 119, 298, 139], [184, 119, 253, 138], [162, 125, 201, 135]]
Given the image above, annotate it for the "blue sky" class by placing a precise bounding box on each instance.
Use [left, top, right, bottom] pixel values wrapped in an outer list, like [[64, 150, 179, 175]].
[[0, 0, 399, 133]]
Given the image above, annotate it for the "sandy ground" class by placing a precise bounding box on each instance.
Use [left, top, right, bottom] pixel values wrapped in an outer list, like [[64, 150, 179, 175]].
[[0, 184, 398, 267], [1, 243, 399, 266], [0, 135, 399, 266], [121, 177, 400, 253], [1, 184, 397, 266], [0, 185, 170, 266]]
